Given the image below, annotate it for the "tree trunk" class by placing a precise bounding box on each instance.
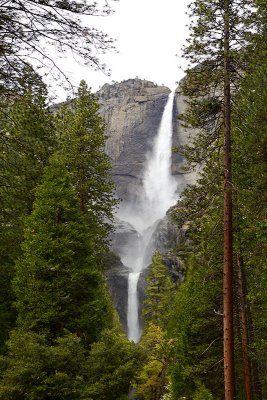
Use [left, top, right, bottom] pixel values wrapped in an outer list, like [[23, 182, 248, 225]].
[[237, 254, 252, 400], [244, 272, 263, 400], [79, 192, 86, 213], [159, 364, 167, 400], [223, 1, 235, 399]]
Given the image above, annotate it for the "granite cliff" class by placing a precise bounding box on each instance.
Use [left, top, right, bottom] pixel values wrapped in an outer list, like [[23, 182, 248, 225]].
[[96, 78, 196, 332], [97, 79, 196, 200]]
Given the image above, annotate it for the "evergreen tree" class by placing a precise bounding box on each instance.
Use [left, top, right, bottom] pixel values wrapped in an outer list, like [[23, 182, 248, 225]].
[[55, 80, 117, 247], [13, 153, 113, 343], [137, 252, 176, 400], [0, 330, 88, 400], [169, 156, 224, 399], [143, 251, 175, 329], [84, 327, 142, 400], [231, 20, 267, 396], [169, 2, 267, 396], [178, 1, 256, 397], [0, 153, 116, 397], [0, 67, 54, 217], [0, 68, 55, 351], [135, 324, 175, 400]]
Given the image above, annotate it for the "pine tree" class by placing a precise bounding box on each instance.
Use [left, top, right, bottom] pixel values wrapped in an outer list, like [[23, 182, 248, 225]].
[[13, 153, 113, 343], [143, 251, 175, 329], [135, 324, 176, 400], [0, 68, 55, 351], [0, 330, 88, 400], [178, 1, 256, 397], [137, 252, 176, 400], [170, 157, 224, 399], [0, 153, 116, 398], [231, 16, 267, 395], [55, 80, 117, 247], [0, 67, 54, 215], [84, 327, 142, 400]]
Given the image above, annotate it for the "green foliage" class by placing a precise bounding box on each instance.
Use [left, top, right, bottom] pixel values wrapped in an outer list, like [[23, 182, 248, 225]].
[[0, 69, 54, 251], [13, 154, 112, 343], [169, 251, 224, 399], [135, 324, 175, 400], [0, 330, 87, 400], [0, 67, 132, 399], [192, 381, 213, 400], [231, 26, 267, 395], [55, 80, 117, 246], [0, 151, 117, 397], [0, 69, 55, 351], [177, 94, 223, 169], [0, 263, 16, 354], [0, 69, 122, 397], [83, 327, 141, 400], [143, 251, 175, 328], [168, 1, 267, 399], [178, 0, 255, 170], [0, 68, 54, 213], [169, 2, 267, 398]]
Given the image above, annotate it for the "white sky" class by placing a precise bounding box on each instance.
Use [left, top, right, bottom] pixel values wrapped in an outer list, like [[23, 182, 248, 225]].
[[51, 0, 191, 100]]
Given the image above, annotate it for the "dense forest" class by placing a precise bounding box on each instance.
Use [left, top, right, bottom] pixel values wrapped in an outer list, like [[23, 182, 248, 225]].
[[0, 1, 266, 399]]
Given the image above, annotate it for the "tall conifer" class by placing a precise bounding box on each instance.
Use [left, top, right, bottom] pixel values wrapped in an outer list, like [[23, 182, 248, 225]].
[[178, 1, 255, 397], [13, 154, 112, 343], [55, 80, 116, 247], [0, 68, 54, 350], [143, 251, 175, 328]]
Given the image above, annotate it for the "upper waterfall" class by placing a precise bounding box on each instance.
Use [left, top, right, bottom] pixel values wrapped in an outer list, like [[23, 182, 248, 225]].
[[119, 91, 177, 234], [140, 90, 177, 230], [116, 90, 178, 342]]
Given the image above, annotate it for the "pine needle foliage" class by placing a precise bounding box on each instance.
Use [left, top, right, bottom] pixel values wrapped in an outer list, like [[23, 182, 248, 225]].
[[55, 80, 117, 246], [13, 154, 112, 343]]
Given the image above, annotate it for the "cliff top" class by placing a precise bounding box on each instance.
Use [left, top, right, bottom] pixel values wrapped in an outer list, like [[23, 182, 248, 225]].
[[97, 78, 170, 101]]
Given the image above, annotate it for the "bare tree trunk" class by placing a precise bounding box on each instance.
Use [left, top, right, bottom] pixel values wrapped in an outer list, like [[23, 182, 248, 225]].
[[79, 192, 86, 212], [159, 364, 167, 400], [223, 1, 235, 399], [237, 254, 252, 400], [243, 269, 263, 400]]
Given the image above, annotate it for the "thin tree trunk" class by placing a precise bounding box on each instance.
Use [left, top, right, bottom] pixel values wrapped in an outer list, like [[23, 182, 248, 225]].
[[244, 274, 263, 400], [237, 254, 252, 400], [80, 192, 86, 212], [223, 1, 235, 399], [159, 364, 167, 400]]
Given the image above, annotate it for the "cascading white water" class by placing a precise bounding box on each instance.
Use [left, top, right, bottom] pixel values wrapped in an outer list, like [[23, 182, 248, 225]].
[[118, 91, 177, 342], [141, 91, 177, 228], [127, 272, 141, 342]]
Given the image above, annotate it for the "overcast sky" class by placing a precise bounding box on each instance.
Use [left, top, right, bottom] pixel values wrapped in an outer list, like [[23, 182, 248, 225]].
[[51, 0, 191, 100]]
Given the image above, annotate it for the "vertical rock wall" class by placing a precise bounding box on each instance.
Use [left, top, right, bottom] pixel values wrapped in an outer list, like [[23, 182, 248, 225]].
[[97, 79, 170, 201], [97, 78, 197, 331]]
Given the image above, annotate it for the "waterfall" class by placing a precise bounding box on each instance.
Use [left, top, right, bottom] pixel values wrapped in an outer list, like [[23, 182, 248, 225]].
[[127, 272, 141, 342], [118, 91, 177, 342]]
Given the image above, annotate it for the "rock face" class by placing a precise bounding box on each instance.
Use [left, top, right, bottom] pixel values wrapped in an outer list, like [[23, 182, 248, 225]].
[[105, 252, 129, 332], [97, 78, 198, 200], [96, 78, 196, 332], [173, 85, 200, 187], [110, 217, 143, 264], [97, 79, 170, 201]]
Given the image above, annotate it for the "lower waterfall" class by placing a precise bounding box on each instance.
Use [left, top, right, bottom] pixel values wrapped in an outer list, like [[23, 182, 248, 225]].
[[117, 90, 177, 342], [127, 272, 141, 342]]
